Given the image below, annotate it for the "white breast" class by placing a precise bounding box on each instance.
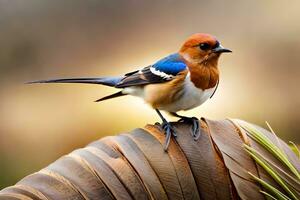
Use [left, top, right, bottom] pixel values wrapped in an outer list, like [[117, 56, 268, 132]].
[[122, 73, 216, 113], [158, 74, 216, 112]]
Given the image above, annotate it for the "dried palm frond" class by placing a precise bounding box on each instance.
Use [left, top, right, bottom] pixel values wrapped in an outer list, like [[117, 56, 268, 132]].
[[0, 118, 299, 200]]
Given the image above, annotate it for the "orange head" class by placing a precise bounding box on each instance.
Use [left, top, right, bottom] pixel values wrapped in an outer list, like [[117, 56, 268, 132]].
[[179, 33, 231, 66]]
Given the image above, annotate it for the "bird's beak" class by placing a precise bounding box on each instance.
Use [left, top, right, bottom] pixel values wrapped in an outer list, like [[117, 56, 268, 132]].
[[212, 45, 232, 53]]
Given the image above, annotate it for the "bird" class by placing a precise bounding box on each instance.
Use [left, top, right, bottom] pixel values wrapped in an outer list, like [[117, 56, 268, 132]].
[[28, 33, 231, 151]]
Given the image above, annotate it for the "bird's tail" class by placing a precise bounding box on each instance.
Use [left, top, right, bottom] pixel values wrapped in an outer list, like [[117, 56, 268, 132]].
[[94, 91, 126, 102], [27, 76, 127, 102], [27, 77, 123, 87]]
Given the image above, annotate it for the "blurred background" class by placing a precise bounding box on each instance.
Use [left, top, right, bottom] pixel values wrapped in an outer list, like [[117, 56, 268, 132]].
[[0, 0, 300, 189]]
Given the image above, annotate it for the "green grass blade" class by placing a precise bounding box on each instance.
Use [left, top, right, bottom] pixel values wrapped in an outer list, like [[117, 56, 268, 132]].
[[245, 144, 300, 188], [249, 172, 292, 200], [289, 141, 300, 159], [260, 190, 280, 200], [234, 120, 300, 180], [266, 121, 286, 158], [244, 145, 298, 200], [244, 124, 298, 178]]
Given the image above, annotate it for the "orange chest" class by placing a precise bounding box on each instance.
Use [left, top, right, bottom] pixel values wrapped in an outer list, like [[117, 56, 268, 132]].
[[188, 65, 219, 90]]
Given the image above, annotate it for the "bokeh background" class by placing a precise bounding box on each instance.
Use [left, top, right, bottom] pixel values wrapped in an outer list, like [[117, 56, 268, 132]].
[[0, 0, 300, 189]]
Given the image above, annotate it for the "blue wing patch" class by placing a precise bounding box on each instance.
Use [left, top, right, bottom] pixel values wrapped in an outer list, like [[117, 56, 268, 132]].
[[153, 53, 187, 75], [116, 53, 187, 88]]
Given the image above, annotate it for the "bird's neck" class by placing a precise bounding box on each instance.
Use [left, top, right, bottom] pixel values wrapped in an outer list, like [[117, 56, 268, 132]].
[[186, 59, 219, 91]]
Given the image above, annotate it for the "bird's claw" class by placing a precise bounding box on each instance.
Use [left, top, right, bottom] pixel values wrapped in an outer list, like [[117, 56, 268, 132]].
[[157, 121, 177, 151], [178, 117, 201, 140]]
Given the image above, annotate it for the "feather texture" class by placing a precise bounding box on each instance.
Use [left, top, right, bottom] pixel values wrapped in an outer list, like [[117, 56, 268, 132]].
[[116, 53, 187, 88]]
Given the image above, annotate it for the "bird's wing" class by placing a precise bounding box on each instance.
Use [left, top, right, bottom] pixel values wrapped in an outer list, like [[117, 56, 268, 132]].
[[116, 53, 187, 88]]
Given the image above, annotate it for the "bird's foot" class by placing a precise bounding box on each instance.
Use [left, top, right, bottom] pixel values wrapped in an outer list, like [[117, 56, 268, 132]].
[[155, 121, 177, 151], [178, 116, 201, 140]]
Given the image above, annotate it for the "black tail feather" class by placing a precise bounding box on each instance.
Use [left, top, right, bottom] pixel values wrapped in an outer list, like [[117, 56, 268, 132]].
[[26, 77, 122, 87], [95, 91, 126, 102]]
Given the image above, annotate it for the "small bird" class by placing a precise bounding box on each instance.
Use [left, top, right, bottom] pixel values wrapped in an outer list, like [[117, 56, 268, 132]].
[[29, 33, 231, 150]]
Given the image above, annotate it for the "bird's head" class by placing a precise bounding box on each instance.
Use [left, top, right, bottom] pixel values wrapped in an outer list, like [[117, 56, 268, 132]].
[[179, 33, 231, 66]]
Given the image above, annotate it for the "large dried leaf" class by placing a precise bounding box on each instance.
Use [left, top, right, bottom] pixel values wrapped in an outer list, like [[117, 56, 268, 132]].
[[128, 128, 185, 199], [86, 140, 149, 199], [144, 124, 200, 200], [0, 118, 298, 200], [171, 121, 233, 200], [204, 119, 265, 200]]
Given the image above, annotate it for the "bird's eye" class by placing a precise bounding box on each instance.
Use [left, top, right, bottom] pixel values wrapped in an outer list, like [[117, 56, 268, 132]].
[[199, 43, 210, 51]]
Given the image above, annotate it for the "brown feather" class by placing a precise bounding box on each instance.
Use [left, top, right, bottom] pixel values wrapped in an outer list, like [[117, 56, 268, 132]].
[[144, 70, 188, 108], [187, 60, 219, 90]]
